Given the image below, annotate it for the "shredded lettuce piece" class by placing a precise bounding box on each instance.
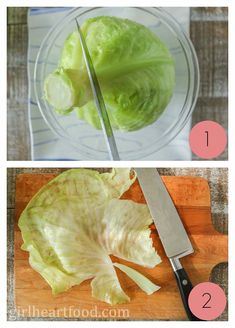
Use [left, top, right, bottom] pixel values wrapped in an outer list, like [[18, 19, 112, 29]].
[[19, 169, 161, 305], [114, 263, 160, 295]]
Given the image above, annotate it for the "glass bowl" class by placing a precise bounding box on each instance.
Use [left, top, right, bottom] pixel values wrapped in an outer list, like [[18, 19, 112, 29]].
[[34, 7, 200, 160]]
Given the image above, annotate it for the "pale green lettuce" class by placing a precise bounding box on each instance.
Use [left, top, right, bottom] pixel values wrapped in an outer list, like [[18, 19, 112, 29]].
[[44, 16, 175, 131], [19, 169, 161, 305]]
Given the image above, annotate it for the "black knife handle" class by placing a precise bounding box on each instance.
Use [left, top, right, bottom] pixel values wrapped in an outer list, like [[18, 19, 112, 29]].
[[174, 268, 201, 321]]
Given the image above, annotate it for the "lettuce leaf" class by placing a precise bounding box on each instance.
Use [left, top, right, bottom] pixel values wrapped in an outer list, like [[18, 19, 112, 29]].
[[19, 169, 161, 304], [114, 263, 160, 295]]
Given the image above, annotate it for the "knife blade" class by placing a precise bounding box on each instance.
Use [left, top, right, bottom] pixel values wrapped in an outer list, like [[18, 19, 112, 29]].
[[135, 168, 193, 259], [75, 19, 120, 161], [135, 168, 200, 321]]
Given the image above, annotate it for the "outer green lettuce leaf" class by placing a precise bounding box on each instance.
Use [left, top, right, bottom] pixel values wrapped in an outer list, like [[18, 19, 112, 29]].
[[45, 16, 175, 131], [19, 169, 161, 305]]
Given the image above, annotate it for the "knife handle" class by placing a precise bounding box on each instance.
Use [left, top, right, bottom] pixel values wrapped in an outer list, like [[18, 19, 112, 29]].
[[174, 267, 202, 321]]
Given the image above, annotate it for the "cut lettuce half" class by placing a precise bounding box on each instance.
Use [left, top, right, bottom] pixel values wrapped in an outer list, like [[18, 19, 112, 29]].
[[19, 168, 161, 305]]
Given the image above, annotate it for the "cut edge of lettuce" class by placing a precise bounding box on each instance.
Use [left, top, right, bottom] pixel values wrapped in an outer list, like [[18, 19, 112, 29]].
[[44, 68, 77, 111]]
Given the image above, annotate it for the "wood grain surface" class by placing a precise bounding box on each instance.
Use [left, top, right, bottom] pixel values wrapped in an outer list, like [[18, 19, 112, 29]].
[[7, 7, 228, 160], [13, 171, 228, 320]]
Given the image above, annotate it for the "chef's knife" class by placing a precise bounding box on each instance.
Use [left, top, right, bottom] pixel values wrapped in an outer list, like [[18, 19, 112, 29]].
[[75, 18, 120, 161], [135, 168, 200, 321]]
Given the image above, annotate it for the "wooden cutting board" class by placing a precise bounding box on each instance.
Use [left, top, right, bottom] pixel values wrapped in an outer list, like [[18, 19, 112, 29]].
[[14, 173, 228, 320]]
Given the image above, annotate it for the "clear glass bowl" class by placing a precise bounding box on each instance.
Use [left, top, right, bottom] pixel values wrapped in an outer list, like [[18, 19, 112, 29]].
[[34, 7, 200, 160]]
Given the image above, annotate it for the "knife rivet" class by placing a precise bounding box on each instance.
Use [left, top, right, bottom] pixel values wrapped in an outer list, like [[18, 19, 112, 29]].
[[182, 279, 188, 285]]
